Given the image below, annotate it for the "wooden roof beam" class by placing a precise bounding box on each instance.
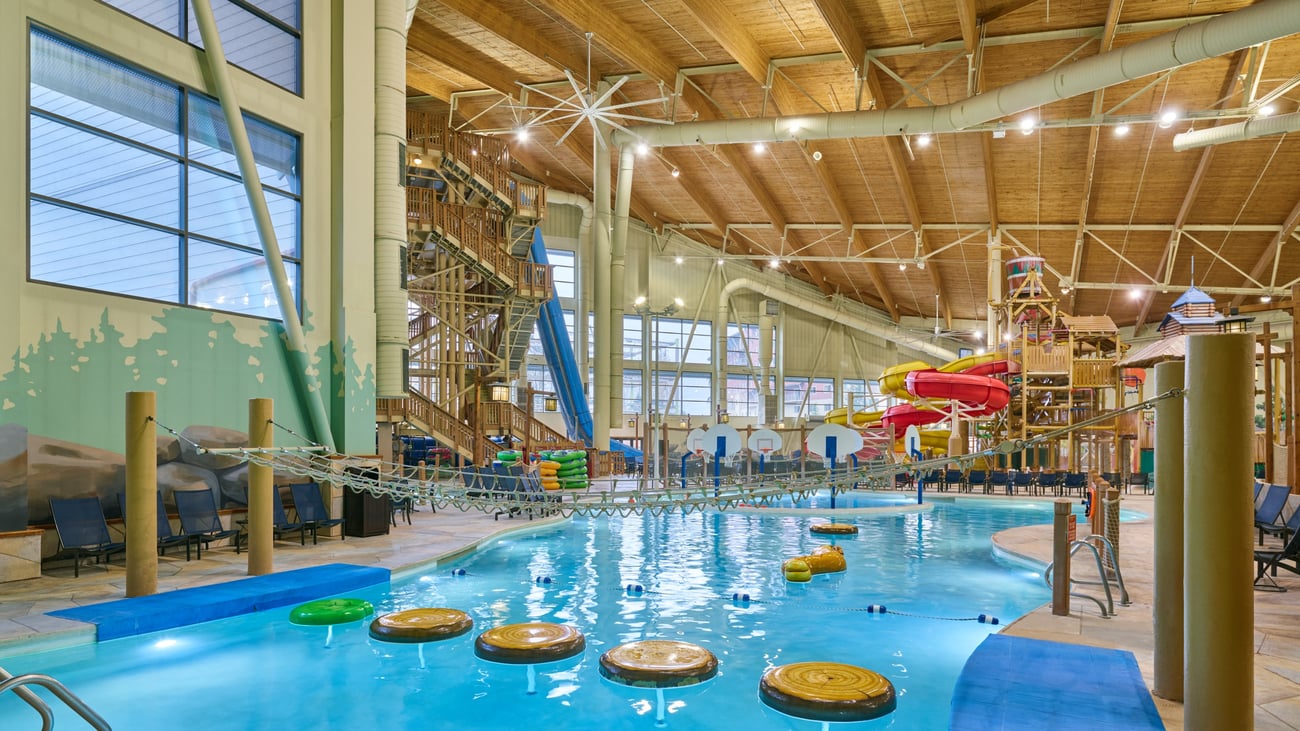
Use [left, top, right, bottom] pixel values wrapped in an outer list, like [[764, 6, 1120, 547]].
[[810, 0, 865, 74], [1135, 50, 1248, 331], [434, 0, 593, 83], [917, 0, 1042, 48], [407, 18, 524, 100], [865, 67, 951, 327], [531, 0, 677, 84], [406, 62, 455, 101]]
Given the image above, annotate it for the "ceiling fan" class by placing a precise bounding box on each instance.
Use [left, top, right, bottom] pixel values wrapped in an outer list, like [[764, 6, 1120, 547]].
[[909, 294, 985, 344]]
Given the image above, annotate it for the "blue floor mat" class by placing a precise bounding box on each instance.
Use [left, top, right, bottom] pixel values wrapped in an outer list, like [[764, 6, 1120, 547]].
[[50, 563, 388, 640], [950, 634, 1164, 730]]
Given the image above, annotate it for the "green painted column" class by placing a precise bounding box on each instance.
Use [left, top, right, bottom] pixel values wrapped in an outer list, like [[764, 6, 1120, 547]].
[[125, 391, 157, 597], [1184, 333, 1253, 730], [1153, 360, 1184, 701]]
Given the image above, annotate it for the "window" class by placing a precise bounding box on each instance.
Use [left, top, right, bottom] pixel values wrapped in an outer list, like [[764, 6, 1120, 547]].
[[867, 380, 899, 411], [783, 377, 835, 419], [548, 248, 575, 299], [622, 315, 643, 361], [654, 372, 712, 416], [101, 0, 302, 93], [650, 317, 711, 364], [29, 29, 301, 319], [525, 365, 555, 412], [727, 375, 770, 418], [622, 369, 641, 414], [562, 310, 578, 353], [843, 379, 867, 411], [726, 322, 770, 367]]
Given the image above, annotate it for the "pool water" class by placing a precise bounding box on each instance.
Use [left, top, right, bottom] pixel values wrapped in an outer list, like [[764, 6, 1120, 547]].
[[1, 501, 1068, 730]]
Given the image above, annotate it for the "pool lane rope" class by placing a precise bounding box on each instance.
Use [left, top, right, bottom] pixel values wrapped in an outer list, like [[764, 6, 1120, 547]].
[[726, 595, 999, 624]]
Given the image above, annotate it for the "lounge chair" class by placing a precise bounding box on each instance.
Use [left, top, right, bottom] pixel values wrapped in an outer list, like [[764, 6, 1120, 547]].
[[1062, 472, 1088, 496], [1255, 483, 1291, 544], [236, 491, 308, 548], [174, 488, 242, 558], [1126, 472, 1150, 494], [1037, 471, 1063, 496], [289, 482, 346, 544], [1260, 496, 1300, 546], [118, 492, 194, 561], [491, 462, 526, 520], [48, 497, 126, 577], [942, 469, 963, 493], [989, 471, 1010, 495], [1254, 525, 1300, 592], [1012, 471, 1036, 494], [965, 470, 987, 494]]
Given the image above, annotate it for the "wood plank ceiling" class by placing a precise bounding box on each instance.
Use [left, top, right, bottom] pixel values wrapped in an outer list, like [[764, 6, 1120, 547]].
[[406, 0, 1300, 333]]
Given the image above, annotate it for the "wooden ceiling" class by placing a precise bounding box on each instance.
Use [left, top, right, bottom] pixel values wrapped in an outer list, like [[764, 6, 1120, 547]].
[[406, 0, 1300, 331]]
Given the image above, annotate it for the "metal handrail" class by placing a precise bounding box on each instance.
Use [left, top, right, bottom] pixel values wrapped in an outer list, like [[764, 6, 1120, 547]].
[[0, 667, 112, 730], [1070, 533, 1131, 606], [1043, 538, 1117, 618]]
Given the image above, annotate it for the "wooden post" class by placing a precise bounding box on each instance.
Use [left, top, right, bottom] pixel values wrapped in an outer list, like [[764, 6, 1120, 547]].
[[247, 398, 274, 576], [1261, 322, 1275, 483], [1052, 499, 1072, 616], [1153, 360, 1184, 701], [125, 391, 158, 597], [1184, 333, 1253, 730]]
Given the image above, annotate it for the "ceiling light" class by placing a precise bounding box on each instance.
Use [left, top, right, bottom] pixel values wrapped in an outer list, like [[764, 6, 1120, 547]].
[[769, 258, 780, 269], [634, 295, 647, 306], [898, 262, 907, 271], [673, 297, 684, 308], [1261, 294, 1273, 303], [1128, 288, 1143, 301], [515, 127, 530, 141], [716, 259, 725, 266], [1114, 124, 1130, 137], [974, 329, 984, 341], [674, 256, 684, 265], [1260, 105, 1276, 117], [1019, 117, 1036, 135], [915, 134, 932, 148], [670, 168, 680, 178], [412, 155, 422, 165], [753, 142, 766, 154], [1158, 110, 1178, 128], [811, 150, 823, 162], [1060, 286, 1070, 294], [636, 142, 649, 155]]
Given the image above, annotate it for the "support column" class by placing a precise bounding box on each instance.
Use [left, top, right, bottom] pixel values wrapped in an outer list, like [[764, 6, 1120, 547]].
[[592, 126, 612, 449], [1184, 333, 1253, 730], [1153, 360, 1184, 701], [611, 144, 635, 425], [125, 392, 157, 598], [247, 398, 274, 576]]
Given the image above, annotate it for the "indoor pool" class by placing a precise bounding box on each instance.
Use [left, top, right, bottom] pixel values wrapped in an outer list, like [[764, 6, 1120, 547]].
[[1, 501, 1071, 730]]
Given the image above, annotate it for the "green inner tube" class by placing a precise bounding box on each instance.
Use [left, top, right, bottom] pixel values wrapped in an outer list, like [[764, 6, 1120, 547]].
[[553, 451, 584, 463], [496, 451, 520, 461], [558, 466, 588, 478], [289, 598, 375, 626]]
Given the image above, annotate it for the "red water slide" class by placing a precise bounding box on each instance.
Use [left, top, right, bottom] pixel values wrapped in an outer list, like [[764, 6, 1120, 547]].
[[904, 370, 1011, 417]]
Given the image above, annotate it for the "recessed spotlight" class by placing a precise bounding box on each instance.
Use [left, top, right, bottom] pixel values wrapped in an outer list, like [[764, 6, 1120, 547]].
[[812, 150, 823, 162], [1260, 105, 1276, 117], [915, 134, 932, 147], [753, 142, 766, 154], [1158, 110, 1178, 128], [670, 168, 680, 178], [1114, 124, 1130, 137], [636, 142, 649, 155], [674, 256, 684, 265], [769, 258, 780, 269]]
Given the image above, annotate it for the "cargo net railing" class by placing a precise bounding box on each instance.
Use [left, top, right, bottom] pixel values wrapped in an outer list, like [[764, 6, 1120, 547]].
[[194, 390, 1182, 519]]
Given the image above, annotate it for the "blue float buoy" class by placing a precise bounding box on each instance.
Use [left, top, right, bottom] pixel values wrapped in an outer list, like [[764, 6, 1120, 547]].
[[977, 614, 999, 625], [867, 604, 888, 614], [451, 568, 466, 576], [535, 576, 552, 584]]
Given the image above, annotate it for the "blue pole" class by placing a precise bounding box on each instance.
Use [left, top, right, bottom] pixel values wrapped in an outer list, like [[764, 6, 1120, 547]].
[[680, 453, 689, 489], [713, 435, 725, 496], [851, 453, 859, 490], [759, 452, 766, 475], [912, 448, 924, 504]]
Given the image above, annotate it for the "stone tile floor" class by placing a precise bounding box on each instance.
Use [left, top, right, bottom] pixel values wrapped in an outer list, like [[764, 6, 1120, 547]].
[[2, 490, 1297, 730]]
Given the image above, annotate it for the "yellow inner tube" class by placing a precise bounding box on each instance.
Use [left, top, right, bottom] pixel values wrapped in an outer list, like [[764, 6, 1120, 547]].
[[474, 622, 586, 665], [369, 607, 473, 644], [759, 662, 897, 722], [809, 523, 858, 535], [288, 598, 374, 626], [599, 640, 719, 688]]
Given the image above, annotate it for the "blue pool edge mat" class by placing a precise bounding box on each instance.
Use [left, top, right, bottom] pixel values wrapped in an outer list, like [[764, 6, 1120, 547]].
[[49, 563, 389, 641], [949, 634, 1165, 731]]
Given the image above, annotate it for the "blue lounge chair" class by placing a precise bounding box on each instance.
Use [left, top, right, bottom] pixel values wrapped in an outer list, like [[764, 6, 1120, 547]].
[[236, 491, 308, 548], [1255, 483, 1291, 544], [1037, 471, 1063, 496], [174, 488, 241, 558], [943, 469, 963, 492], [48, 497, 125, 577], [1255, 525, 1300, 592], [491, 462, 526, 520], [1260, 496, 1300, 546], [989, 471, 1010, 494], [289, 482, 346, 544], [1012, 471, 1036, 494], [1062, 472, 1088, 496], [965, 470, 987, 494], [118, 492, 195, 561]]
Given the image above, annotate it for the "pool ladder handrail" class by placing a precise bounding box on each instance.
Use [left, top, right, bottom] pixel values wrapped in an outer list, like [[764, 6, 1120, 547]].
[[0, 665, 112, 730], [1042, 534, 1131, 618]]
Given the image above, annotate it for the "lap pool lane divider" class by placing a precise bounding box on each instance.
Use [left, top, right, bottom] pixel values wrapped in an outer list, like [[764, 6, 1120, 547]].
[[948, 635, 1164, 730], [49, 563, 389, 641]]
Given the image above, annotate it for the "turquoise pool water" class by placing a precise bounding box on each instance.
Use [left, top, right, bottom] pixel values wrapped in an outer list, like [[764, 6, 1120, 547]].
[[1, 501, 1069, 730]]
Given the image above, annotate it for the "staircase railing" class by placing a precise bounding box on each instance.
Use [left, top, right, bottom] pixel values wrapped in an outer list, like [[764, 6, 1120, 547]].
[[378, 388, 494, 463], [406, 112, 545, 218], [477, 402, 583, 451]]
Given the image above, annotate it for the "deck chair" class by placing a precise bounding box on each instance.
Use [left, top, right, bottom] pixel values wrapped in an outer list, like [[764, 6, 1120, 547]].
[[1254, 525, 1300, 592], [1037, 471, 1063, 496], [1255, 483, 1291, 544], [48, 497, 126, 577], [289, 482, 346, 544], [1062, 472, 1088, 496], [1126, 472, 1150, 494], [965, 470, 987, 494], [989, 471, 1010, 495], [942, 469, 963, 493], [1012, 471, 1036, 495], [491, 462, 526, 520], [118, 492, 194, 561], [236, 491, 308, 548], [174, 488, 241, 558], [1260, 496, 1300, 546]]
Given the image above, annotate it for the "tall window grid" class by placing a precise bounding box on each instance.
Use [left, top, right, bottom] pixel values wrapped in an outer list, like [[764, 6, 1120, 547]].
[[99, 0, 303, 93], [783, 377, 836, 419], [28, 28, 301, 320]]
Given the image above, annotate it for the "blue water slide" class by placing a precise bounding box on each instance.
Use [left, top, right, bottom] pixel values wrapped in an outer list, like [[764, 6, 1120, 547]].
[[530, 230, 641, 465]]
